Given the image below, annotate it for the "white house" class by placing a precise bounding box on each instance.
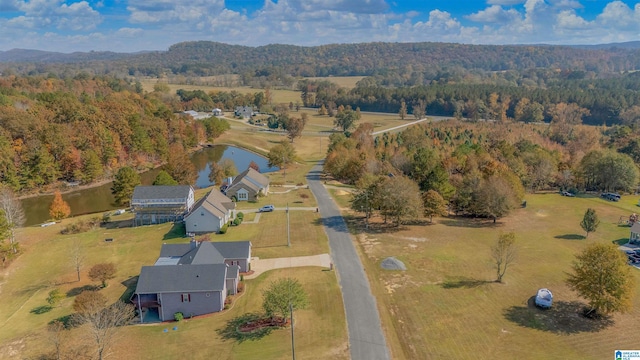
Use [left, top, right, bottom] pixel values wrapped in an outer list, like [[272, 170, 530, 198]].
[[185, 189, 236, 234], [131, 185, 195, 226]]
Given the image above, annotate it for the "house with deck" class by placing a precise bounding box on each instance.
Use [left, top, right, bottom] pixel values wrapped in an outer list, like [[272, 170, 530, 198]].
[[131, 185, 195, 226], [223, 167, 270, 202], [133, 240, 251, 323], [184, 189, 236, 234]]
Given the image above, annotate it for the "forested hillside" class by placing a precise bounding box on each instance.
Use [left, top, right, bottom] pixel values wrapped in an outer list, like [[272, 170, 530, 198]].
[[0, 75, 229, 192], [2, 41, 640, 79]]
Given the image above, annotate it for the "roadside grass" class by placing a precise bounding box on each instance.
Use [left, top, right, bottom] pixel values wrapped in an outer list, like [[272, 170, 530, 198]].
[[327, 188, 353, 210], [212, 211, 329, 260], [345, 192, 640, 359]]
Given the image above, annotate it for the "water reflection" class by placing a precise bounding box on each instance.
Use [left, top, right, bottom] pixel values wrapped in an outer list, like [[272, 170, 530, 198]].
[[21, 145, 278, 226]]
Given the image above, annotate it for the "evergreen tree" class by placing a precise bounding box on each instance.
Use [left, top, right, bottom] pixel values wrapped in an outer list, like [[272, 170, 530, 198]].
[[111, 167, 140, 206], [580, 208, 600, 238]]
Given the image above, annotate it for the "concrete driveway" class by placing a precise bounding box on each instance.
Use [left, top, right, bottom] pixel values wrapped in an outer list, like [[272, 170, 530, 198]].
[[245, 254, 331, 280]]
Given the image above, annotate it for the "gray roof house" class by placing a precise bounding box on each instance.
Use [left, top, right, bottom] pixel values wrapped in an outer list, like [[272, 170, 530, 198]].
[[223, 167, 270, 202], [133, 240, 251, 323], [184, 189, 236, 234], [131, 185, 195, 226], [234, 106, 253, 119]]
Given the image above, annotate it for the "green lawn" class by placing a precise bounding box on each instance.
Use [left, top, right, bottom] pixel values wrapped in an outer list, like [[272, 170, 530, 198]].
[[347, 193, 640, 359], [0, 206, 339, 359]]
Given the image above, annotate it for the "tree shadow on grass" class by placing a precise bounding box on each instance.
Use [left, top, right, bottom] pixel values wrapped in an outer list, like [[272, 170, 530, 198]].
[[439, 218, 503, 228], [163, 222, 187, 240], [441, 277, 492, 289], [217, 313, 278, 343], [504, 297, 614, 334], [66, 284, 100, 297], [554, 234, 585, 240], [30, 305, 53, 314], [612, 238, 631, 246]]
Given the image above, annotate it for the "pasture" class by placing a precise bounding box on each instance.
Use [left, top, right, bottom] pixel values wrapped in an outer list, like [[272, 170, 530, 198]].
[[337, 191, 640, 359]]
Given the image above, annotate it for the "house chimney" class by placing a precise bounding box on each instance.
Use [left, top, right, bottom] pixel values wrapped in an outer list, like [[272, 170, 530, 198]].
[[227, 176, 234, 186]]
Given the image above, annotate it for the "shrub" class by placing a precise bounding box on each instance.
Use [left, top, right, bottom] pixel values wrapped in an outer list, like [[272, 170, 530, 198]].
[[174, 312, 184, 321], [60, 217, 102, 235], [233, 218, 242, 226], [237, 282, 245, 293], [219, 224, 228, 234], [299, 193, 309, 199], [47, 289, 66, 306], [236, 212, 244, 220]]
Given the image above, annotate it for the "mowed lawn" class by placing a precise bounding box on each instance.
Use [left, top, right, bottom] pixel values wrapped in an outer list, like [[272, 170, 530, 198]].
[[0, 208, 341, 359], [341, 192, 640, 360]]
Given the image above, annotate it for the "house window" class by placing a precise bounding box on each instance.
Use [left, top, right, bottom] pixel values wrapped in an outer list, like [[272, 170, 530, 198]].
[[181, 293, 191, 302], [238, 192, 248, 200]]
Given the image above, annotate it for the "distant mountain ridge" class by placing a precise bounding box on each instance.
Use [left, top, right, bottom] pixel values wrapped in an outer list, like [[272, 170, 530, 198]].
[[2, 40, 640, 76], [0, 48, 146, 63]]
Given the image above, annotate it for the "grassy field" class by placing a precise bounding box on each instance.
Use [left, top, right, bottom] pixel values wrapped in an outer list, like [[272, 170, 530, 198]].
[[339, 192, 640, 359], [0, 202, 341, 359]]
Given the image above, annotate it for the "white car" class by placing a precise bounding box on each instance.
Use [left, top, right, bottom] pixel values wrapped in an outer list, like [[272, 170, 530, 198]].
[[535, 288, 553, 309], [259, 205, 275, 212]]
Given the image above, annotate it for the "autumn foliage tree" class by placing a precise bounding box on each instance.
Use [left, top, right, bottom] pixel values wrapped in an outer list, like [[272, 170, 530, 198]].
[[88, 263, 117, 288], [49, 191, 71, 220], [567, 243, 635, 317]]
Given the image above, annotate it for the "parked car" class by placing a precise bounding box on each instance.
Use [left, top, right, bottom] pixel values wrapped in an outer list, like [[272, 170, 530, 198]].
[[535, 288, 553, 309], [259, 205, 275, 212], [601, 193, 620, 201], [561, 191, 575, 197]]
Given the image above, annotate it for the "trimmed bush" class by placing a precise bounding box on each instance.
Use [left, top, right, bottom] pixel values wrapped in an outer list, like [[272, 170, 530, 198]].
[[174, 312, 184, 321], [236, 212, 244, 220], [219, 224, 228, 234], [233, 218, 242, 226]]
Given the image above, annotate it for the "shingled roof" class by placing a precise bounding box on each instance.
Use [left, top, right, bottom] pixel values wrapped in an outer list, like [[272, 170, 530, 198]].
[[135, 264, 228, 293], [225, 167, 269, 194]]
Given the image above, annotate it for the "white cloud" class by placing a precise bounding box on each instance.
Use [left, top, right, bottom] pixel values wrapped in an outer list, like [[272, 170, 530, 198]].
[[466, 5, 521, 23], [3, 0, 640, 52], [487, 0, 525, 5]]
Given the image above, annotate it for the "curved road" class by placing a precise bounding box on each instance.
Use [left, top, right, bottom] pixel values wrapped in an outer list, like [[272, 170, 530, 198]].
[[307, 162, 390, 360]]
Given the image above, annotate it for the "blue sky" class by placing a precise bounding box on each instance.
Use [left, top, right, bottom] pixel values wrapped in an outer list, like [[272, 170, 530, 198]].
[[1, 0, 640, 52]]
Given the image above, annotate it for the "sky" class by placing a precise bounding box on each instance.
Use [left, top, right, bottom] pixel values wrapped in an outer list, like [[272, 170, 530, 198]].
[[1, 0, 640, 53]]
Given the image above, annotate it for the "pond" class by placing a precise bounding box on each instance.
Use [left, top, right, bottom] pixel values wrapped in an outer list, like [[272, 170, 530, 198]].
[[21, 145, 278, 226]]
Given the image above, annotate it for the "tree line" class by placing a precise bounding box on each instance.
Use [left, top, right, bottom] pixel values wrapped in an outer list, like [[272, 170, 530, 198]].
[[299, 75, 640, 126], [323, 119, 639, 225]]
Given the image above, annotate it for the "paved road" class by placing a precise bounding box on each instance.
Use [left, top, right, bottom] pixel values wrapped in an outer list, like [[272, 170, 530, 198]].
[[306, 162, 390, 360]]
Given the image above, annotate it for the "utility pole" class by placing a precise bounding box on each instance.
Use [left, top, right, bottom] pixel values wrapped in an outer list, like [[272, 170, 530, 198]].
[[290, 302, 296, 360], [287, 203, 290, 247], [282, 154, 286, 183]]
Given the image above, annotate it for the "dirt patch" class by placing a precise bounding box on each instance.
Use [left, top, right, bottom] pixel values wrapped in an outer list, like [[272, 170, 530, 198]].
[[0, 339, 25, 358], [390, 235, 427, 242], [334, 190, 350, 196], [357, 234, 380, 256], [535, 210, 548, 217]]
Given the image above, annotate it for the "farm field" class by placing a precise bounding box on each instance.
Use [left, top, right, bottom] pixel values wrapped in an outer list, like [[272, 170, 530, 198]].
[[335, 191, 640, 359]]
